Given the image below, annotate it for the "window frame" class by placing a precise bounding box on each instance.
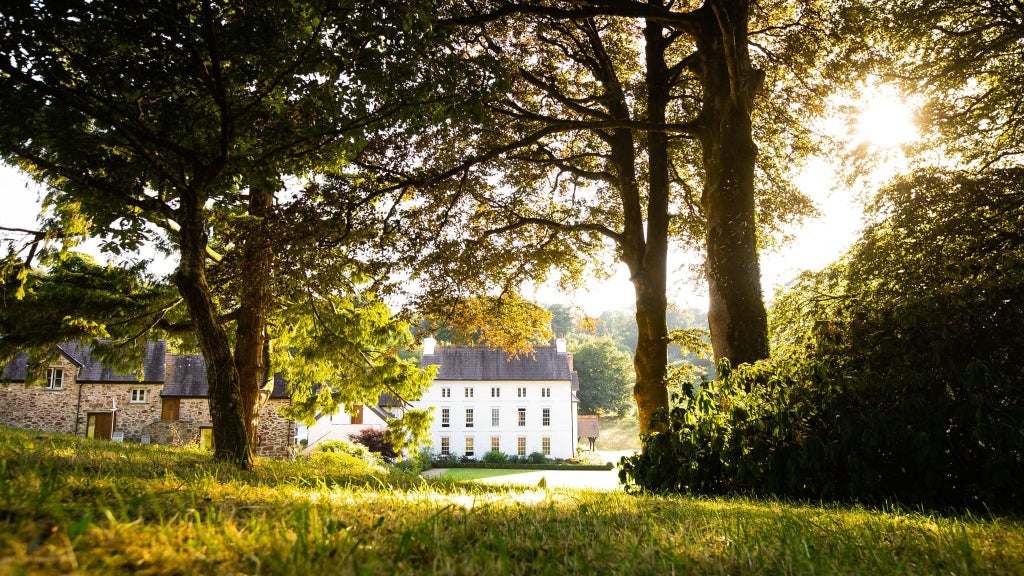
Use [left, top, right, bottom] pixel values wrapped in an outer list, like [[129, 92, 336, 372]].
[[440, 436, 450, 456], [465, 408, 474, 428], [491, 407, 500, 427], [441, 407, 450, 428], [542, 408, 551, 427], [44, 367, 64, 390], [130, 388, 148, 403], [542, 436, 551, 456], [517, 436, 527, 456], [465, 436, 475, 458], [517, 408, 526, 427]]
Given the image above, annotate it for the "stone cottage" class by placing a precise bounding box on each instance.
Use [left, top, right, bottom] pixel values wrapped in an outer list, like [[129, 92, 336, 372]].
[[0, 341, 295, 458]]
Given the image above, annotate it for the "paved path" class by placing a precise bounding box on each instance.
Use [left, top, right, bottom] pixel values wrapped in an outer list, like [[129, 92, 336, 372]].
[[422, 450, 637, 491]]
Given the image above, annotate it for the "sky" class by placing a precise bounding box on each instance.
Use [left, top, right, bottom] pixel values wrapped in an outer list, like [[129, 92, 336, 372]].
[[0, 86, 915, 317]]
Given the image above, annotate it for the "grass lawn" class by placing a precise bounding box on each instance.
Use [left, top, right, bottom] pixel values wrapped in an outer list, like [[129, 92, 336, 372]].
[[440, 468, 533, 481], [3, 426, 1024, 575]]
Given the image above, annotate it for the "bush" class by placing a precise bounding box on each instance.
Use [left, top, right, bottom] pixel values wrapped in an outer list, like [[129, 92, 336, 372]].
[[308, 445, 385, 473], [348, 428, 398, 463], [316, 439, 377, 461], [392, 449, 431, 475], [432, 454, 458, 467], [621, 353, 1024, 512], [481, 450, 507, 464], [527, 452, 548, 465]]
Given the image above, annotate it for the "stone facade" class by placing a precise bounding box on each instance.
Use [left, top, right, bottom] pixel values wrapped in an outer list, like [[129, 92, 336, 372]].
[[257, 400, 295, 459], [77, 383, 164, 440], [0, 342, 296, 459], [0, 355, 81, 435]]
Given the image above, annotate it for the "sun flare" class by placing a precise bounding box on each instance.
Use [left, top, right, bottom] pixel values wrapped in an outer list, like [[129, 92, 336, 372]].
[[854, 86, 918, 148]]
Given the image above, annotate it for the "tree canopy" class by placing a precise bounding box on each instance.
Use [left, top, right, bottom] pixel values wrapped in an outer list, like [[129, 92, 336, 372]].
[[0, 0, 448, 467], [572, 337, 634, 415], [360, 0, 826, 433]]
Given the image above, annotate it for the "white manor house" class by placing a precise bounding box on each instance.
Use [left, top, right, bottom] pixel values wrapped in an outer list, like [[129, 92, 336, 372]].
[[412, 336, 580, 460]]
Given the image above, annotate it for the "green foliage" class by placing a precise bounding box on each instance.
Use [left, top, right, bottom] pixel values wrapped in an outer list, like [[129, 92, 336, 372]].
[[623, 169, 1024, 512], [481, 449, 507, 464], [348, 428, 398, 463], [0, 252, 181, 379], [572, 337, 634, 416], [845, 0, 1024, 167], [585, 308, 713, 371], [312, 439, 386, 470], [526, 452, 549, 465], [273, 293, 436, 449]]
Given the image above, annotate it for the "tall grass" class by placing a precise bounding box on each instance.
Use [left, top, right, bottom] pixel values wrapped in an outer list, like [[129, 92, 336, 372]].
[[1, 427, 1022, 575]]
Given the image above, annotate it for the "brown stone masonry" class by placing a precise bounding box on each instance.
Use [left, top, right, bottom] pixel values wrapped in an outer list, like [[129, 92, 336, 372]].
[[0, 342, 297, 459]]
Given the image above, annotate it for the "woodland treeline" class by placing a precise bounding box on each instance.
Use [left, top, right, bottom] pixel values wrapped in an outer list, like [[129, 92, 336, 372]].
[[0, 0, 1021, 511]]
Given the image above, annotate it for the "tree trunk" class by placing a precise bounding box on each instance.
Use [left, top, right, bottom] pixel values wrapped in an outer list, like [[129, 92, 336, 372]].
[[629, 17, 673, 435], [173, 191, 253, 469], [696, 1, 770, 369], [234, 181, 275, 449]]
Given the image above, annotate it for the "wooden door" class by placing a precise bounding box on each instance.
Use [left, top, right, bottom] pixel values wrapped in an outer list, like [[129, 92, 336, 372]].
[[161, 398, 180, 421], [87, 412, 113, 440]]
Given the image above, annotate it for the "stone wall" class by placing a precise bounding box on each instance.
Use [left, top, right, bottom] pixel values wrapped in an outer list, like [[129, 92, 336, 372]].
[[0, 355, 296, 459], [177, 398, 212, 426], [256, 399, 295, 459], [79, 383, 163, 441], [140, 420, 201, 447], [0, 355, 81, 435]]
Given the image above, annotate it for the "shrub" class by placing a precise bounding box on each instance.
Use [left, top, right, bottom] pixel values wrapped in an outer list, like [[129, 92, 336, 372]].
[[481, 450, 507, 464], [621, 353, 1024, 512], [348, 428, 398, 463], [527, 452, 548, 465], [432, 454, 458, 467], [308, 446, 385, 474]]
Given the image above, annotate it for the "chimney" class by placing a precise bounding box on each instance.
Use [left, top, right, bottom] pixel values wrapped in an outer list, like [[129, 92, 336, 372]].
[[555, 334, 567, 354], [423, 336, 436, 356]]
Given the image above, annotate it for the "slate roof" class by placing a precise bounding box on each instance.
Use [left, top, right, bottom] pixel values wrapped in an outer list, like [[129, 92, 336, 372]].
[[1, 340, 166, 383], [1, 352, 32, 381], [161, 353, 289, 399], [423, 346, 573, 381], [61, 340, 167, 383]]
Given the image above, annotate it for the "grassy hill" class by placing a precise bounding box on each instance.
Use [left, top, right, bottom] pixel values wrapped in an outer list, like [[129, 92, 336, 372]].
[[2, 427, 1023, 574], [591, 414, 641, 451]]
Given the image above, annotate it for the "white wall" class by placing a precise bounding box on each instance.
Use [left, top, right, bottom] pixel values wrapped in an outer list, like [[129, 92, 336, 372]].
[[300, 406, 387, 448], [412, 379, 577, 459]]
